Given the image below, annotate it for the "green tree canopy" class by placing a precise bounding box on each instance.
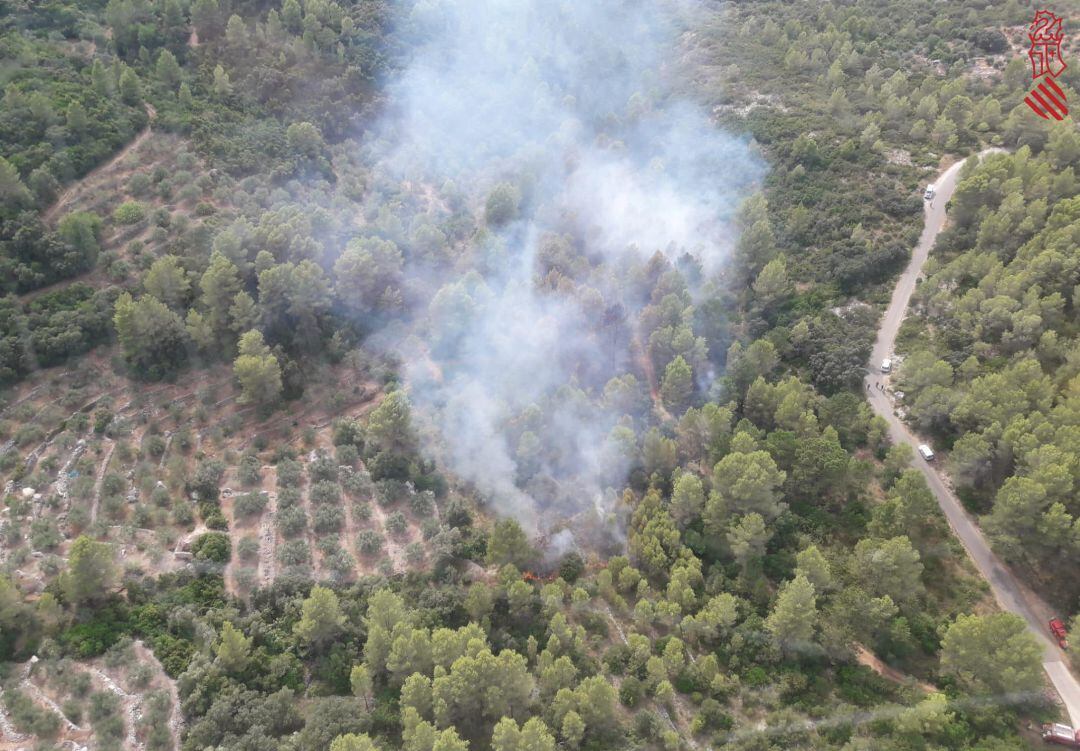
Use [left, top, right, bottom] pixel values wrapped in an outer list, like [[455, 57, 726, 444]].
[[940, 613, 1042, 696], [233, 329, 283, 407], [486, 518, 533, 569], [766, 573, 817, 654], [113, 292, 189, 379], [660, 355, 693, 412], [62, 536, 116, 606], [705, 439, 786, 531], [143, 255, 190, 310], [294, 585, 346, 649], [215, 621, 252, 675]]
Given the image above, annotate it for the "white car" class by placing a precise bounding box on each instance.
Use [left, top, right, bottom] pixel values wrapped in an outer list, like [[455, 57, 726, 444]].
[[918, 444, 935, 461], [924, 185, 935, 200], [880, 358, 892, 373]]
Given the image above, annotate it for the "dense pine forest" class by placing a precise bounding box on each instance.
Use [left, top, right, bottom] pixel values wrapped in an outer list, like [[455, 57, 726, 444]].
[[1, 1, 1078, 750]]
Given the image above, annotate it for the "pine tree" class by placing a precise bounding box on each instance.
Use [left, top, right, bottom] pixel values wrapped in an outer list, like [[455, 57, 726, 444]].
[[156, 49, 182, 88], [215, 622, 252, 674], [186, 310, 214, 352], [561, 711, 585, 749], [486, 518, 532, 568], [225, 14, 246, 46], [350, 665, 373, 710], [363, 589, 408, 676], [63, 536, 116, 606], [143, 255, 190, 310], [941, 613, 1042, 695], [794, 545, 832, 592], [65, 101, 89, 134], [213, 64, 232, 97], [294, 585, 345, 648], [57, 211, 102, 269], [282, 0, 302, 34], [752, 257, 792, 311], [178, 82, 194, 110], [329, 735, 377, 751], [670, 472, 704, 529], [229, 291, 258, 333], [726, 512, 768, 565], [199, 251, 241, 338], [492, 717, 556, 751], [266, 9, 284, 39], [765, 573, 817, 653], [705, 444, 786, 531], [0, 157, 32, 208], [118, 66, 142, 105], [233, 330, 283, 407], [27, 167, 59, 207], [91, 58, 112, 96], [162, 0, 186, 48], [660, 355, 693, 412], [433, 729, 469, 751], [113, 293, 189, 378], [366, 389, 416, 458], [191, 0, 223, 40]]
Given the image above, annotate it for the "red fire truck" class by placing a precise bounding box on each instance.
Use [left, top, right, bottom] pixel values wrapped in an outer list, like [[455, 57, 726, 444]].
[[1042, 724, 1080, 747], [1050, 617, 1069, 650]]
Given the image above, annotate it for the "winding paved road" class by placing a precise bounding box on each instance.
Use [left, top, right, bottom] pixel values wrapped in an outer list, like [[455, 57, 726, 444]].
[[865, 149, 1080, 727]]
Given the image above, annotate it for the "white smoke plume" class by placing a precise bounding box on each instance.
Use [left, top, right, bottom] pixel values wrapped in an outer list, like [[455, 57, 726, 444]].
[[363, 0, 764, 532]]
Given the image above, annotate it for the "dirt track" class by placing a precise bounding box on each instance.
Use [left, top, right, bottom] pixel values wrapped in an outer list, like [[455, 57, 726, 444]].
[[855, 645, 936, 693], [42, 103, 156, 224]]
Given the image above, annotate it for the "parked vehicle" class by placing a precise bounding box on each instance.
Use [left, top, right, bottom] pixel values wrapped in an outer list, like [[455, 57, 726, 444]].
[[924, 185, 935, 200], [917, 444, 935, 461], [1050, 617, 1069, 649], [880, 358, 892, 373], [1042, 723, 1080, 747]]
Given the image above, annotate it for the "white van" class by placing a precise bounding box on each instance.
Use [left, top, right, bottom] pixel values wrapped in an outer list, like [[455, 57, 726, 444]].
[[880, 358, 892, 374], [918, 444, 935, 461], [924, 185, 935, 200]]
